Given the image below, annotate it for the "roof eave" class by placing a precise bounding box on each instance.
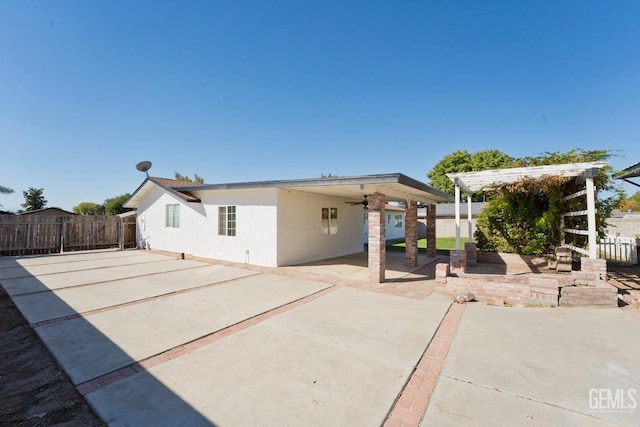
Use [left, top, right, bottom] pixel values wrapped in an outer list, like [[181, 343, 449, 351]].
[[613, 161, 640, 180], [123, 178, 202, 209], [176, 173, 453, 203]]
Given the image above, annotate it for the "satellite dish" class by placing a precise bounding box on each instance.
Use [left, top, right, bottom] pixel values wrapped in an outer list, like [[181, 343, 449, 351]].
[[136, 161, 152, 177]]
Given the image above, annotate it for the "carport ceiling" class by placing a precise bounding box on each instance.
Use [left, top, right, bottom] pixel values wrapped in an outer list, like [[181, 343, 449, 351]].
[[447, 161, 608, 194], [181, 173, 454, 204]]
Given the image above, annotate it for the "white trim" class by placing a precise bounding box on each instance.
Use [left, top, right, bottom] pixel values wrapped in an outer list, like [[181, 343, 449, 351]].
[[455, 182, 461, 250], [467, 193, 472, 242], [447, 162, 607, 192], [564, 228, 590, 236], [586, 177, 597, 258], [565, 244, 589, 256]]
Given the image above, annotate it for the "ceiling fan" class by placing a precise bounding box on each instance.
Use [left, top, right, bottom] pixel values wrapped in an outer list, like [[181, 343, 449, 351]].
[[345, 195, 368, 208]]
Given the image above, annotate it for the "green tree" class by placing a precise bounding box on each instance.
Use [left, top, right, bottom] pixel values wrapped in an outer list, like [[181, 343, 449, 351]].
[[619, 191, 640, 211], [0, 185, 14, 208], [21, 187, 47, 211], [174, 172, 204, 184], [474, 148, 622, 255], [73, 202, 105, 215], [103, 193, 132, 215], [427, 149, 514, 201]]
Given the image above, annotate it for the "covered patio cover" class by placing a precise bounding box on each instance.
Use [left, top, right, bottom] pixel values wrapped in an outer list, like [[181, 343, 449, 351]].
[[447, 161, 608, 258]]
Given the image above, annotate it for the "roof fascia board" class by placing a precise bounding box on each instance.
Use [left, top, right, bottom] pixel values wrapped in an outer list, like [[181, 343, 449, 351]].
[[124, 178, 201, 209], [178, 173, 453, 202], [613, 162, 640, 180], [149, 178, 201, 203], [122, 178, 152, 209], [177, 173, 405, 191]]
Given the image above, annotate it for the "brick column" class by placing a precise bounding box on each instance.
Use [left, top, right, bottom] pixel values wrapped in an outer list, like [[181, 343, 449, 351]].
[[426, 203, 436, 258], [405, 200, 418, 267], [450, 250, 467, 274], [579, 258, 608, 282], [465, 242, 477, 267], [367, 193, 386, 283]]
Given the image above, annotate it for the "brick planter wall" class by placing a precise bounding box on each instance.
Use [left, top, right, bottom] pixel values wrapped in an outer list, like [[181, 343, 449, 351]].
[[437, 252, 619, 307]]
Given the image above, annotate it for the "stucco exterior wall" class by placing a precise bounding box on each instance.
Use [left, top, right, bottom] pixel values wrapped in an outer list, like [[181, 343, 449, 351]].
[[136, 186, 279, 267], [276, 189, 364, 266], [364, 211, 406, 242], [418, 218, 478, 238], [606, 216, 640, 238]]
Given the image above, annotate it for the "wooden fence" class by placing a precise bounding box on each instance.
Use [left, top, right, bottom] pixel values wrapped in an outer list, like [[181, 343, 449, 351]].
[[0, 215, 137, 256], [597, 235, 638, 264]]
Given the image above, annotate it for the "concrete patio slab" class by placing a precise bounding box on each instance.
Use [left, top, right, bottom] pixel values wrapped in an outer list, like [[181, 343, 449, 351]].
[[268, 287, 452, 362], [0, 249, 149, 269], [423, 304, 640, 426], [85, 289, 452, 426], [36, 273, 330, 385], [1, 259, 206, 296], [284, 251, 436, 283], [423, 376, 616, 427], [12, 264, 258, 324], [0, 252, 172, 280]]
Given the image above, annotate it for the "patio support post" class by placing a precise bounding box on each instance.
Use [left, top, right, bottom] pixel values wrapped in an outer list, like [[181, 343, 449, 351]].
[[367, 193, 386, 283], [467, 193, 473, 242], [586, 173, 597, 258], [426, 203, 436, 258], [405, 200, 418, 267], [454, 179, 461, 250]]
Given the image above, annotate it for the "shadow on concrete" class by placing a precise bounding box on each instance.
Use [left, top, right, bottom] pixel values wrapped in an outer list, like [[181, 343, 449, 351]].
[[0, 254, 216, 427]]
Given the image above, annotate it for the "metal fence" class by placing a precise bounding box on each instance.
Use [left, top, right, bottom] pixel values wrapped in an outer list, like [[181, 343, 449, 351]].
[[597, 235, 638, 264], [0, 215, 137, 256]]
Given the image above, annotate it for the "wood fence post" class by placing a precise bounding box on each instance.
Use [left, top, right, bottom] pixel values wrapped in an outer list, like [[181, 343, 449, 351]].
[[118, 218, 124, 250], [59, 219, 65, 253], [26, 222, 31, 251]]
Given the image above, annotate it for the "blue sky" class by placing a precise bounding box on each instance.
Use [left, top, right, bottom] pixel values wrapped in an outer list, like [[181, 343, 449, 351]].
[[1, 1, 639, 212]]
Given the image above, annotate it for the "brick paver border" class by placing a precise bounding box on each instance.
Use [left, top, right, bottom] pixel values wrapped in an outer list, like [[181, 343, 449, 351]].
[[29, 270, 261, 328], [383, 301, 467, 427], [75, 285, 337, 395]]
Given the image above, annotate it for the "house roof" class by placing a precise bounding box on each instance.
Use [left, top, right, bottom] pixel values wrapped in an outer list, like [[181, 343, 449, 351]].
[[447, 161, 608, 194], [610, 209, 640, 218], [613, 161, 640, 179], [124, 173, 453, 209], [18, 207, 76, 216], [613, 161, 640, 188], [117, 210, 137, 218], [124, 177, 202, 208]]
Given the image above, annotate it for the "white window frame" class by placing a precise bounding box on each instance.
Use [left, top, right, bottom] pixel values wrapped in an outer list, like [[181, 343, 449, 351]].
[[218, 206, 236, 236], [165, 204, 180, 228], [322, 207, 338, 235], [394, 214, 403, 228]]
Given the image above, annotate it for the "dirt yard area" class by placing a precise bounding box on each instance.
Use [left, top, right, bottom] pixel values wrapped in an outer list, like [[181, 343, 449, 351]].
[[0, 286, 103, 427]]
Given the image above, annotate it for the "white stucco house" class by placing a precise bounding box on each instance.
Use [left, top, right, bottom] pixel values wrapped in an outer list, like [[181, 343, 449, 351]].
[[363, 204, 406, 243], [123, 173, 453, 281]]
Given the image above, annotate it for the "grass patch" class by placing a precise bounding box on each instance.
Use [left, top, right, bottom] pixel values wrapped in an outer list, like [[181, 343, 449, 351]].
[[387, 237, 473, 252]]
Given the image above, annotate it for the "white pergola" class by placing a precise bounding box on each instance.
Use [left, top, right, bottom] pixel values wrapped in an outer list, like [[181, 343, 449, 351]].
[[447, 161, 608, 258]]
